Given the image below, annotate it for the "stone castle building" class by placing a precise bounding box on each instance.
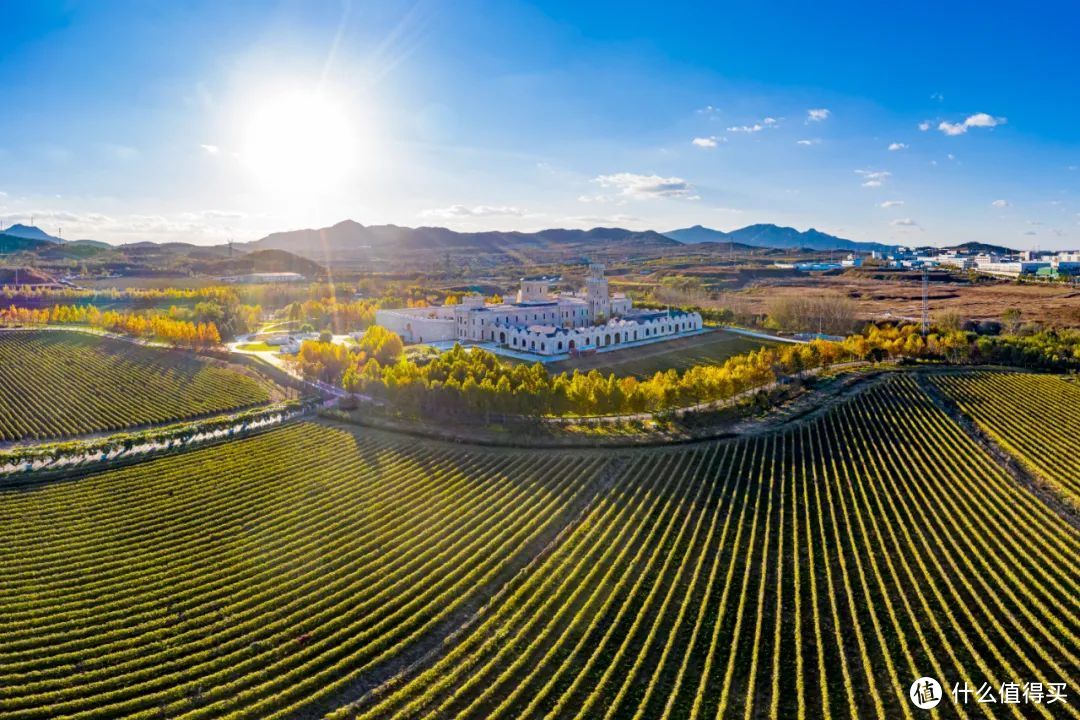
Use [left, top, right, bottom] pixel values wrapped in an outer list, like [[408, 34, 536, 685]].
[[375, 264, 702, 356]]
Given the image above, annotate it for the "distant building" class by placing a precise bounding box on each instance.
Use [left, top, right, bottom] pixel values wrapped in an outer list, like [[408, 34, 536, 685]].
[[794, 262, 842, 272], [974, 260, 1050, 277], [221, 272, 306, 284], [375, 264, 702, 355], [1051, 251, 1080, 275]]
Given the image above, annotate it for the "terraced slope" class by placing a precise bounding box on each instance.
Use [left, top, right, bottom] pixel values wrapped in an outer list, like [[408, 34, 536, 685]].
[[929, 371, 1080, 505], [0, 330, 270, 441], [0, 423, 601, 719]]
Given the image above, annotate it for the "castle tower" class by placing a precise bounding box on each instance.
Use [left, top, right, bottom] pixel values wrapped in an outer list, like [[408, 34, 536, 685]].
[[517, 276, 555, 303], [584, 264, 610, 323]]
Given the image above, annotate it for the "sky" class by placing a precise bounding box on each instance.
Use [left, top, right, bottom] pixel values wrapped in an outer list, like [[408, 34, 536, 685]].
[[1, 1, 1079, 249]]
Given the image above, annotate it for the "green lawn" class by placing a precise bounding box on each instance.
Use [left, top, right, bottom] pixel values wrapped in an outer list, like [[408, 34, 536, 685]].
[[236, 341, 277, 352], [546, 329, 779, 378]]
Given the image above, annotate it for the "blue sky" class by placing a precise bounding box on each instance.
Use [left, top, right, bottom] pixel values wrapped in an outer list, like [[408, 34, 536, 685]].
[[1, 1, 1078, 249]]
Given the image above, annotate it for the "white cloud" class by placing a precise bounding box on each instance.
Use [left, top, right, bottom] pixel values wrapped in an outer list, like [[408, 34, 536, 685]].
[[930, 92, 944, 102], [796, 138, 821, 146], [197, 209, 246, 220], [918, 121, 931, 131], [593, 173, 698, 199], [727, 117, 778, 133], [807, 108, 831, 122], [891, 218, 920, 228], [0, 208, 245, 243], [888, 142, 908, 151], [991, 199, 1009, 208], [421, 204, 528, 219], [691, 136, 725, 148], [856, 169, 891, 187], [938, 112, 1007, 136], [696, 105, 718, 115], [200, 144, 220, 155], [880, 200, 905, 208]]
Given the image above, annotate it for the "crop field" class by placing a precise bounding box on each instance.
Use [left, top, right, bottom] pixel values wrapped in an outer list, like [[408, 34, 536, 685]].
[[0, 373, 1077, 719], [930, 371, 1080, 506], [546, 329, 778, 378], [354, 374, 1080, 720], [0, 330, 271, 442], [0, 423, 601, 719]]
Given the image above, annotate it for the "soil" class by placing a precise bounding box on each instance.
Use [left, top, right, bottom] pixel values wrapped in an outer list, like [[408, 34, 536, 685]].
[[731, 272, 1080, 327]]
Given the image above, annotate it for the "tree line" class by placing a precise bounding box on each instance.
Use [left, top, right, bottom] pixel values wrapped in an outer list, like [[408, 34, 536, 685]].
[[0, 304, 222, 349], [290, 320, 1079, 419]]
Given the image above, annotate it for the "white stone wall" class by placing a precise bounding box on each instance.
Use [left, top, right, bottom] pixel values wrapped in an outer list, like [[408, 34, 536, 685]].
[[374, 308, 457, 344], [502, 311, 703, 356]]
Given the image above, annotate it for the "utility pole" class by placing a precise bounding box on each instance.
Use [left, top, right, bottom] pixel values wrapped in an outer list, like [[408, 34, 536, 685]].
[[921, 267, 930, 336]]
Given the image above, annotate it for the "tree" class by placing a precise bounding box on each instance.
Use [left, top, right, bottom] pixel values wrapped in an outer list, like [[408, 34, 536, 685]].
[[1002, 308, 1023, 334]]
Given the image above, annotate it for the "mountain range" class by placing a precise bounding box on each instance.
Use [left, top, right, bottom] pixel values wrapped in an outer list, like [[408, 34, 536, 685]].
[[243, 219, 890, 261], [664, 224, 895, 253], [246, 219, 679, 256], [4, 221, 1026, 262]]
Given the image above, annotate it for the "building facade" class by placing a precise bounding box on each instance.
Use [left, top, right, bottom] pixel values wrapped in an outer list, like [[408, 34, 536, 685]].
[[375, 265, 702, 355]]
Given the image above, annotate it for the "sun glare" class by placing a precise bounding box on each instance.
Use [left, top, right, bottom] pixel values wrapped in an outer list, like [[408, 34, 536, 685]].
[[241, 91, 356, 193]]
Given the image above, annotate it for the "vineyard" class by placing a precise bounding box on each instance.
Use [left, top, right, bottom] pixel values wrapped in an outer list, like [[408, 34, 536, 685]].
[[0, 330, 271, 442], [929, 371, 1080, 506], [0, 373, 1077, 719]]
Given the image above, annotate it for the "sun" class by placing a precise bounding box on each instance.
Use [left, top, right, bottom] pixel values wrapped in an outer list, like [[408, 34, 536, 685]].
[[241, 91, 356, 193]]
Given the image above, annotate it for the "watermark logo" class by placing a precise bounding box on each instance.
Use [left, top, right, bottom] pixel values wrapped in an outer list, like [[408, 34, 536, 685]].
[[910, 677, 943, 709]]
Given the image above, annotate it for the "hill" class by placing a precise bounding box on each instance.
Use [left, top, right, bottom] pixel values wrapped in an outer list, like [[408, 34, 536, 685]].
[[245, 220, 681, 264], [0, 233, 53, 254], [665, 223, 895, 253], [0, 266, 56, 285], [935, 241, 1017, 255], [0, 223, 62, 243], [195, 248, 326, 278]]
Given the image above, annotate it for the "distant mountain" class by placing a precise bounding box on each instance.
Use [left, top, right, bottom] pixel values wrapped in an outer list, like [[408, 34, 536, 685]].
[[665, 224, 895, 253], [2, 224, 62, 243], [196, 249, 325, 278], [245, 220, 681, 262], [934, 241, 1017, 255]]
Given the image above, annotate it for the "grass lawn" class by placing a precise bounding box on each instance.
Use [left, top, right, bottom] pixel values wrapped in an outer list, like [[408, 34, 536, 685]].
[[546, 329, 779, 378], [236, 341, 277, 352]]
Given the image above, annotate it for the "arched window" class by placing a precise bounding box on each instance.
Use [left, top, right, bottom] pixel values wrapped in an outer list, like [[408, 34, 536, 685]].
[[499, 331, 506, 344]]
